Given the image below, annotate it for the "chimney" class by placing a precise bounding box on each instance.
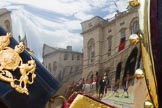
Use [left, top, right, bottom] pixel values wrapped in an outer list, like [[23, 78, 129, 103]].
[[67, 46, 72, 51]]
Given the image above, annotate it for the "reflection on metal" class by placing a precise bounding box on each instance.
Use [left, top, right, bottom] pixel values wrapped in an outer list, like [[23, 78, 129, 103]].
[[144, 100, 154, 108], [129, 0, 140, 7], [129, 0, 158, 107], [0, 33, 36, 95], [49, 95, 67, 103], [135, 68, 144, 79], [129, 34, 140, 45], [48, 92, 77, 108], [48, 95, 67, 108], [48, 92, 114, 108]]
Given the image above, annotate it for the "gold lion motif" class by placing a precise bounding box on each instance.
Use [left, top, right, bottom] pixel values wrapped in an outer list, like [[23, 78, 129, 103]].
[[0, 33, 36, 95]]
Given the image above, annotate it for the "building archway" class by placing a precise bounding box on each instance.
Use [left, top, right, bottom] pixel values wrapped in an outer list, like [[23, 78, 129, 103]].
[[122, 47, 138, 86], [115, 62, 122, 87]]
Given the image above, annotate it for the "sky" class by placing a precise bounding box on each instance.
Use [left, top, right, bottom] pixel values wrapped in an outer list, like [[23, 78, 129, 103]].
[[0, 0, 128, 62]]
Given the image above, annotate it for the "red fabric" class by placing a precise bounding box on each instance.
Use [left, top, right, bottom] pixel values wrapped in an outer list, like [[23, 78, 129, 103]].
[[118, 41, 125, 51], [95, 76, 99, 82], [90, 79, 93, 84], [63, 103, 70, 108], [63, 99, 74, 108], [82, 80, 85, 85], [63, 93, 77, 108]]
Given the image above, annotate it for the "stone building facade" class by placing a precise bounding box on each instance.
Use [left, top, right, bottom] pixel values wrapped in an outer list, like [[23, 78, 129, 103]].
[[81, 8, 141, 87], [0, 9, 12, 33], [42, 44, 83, 82]]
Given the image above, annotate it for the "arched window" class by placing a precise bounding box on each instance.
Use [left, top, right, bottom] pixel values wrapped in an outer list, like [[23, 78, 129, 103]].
[[88, 38, 95, 63], [130, 18, 139, 34], [118, 28, 126, 52], [4, 20, 10, 32], [107, 36, 112, 56]]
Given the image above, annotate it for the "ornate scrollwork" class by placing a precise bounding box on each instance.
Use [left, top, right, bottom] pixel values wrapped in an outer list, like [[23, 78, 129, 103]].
[[0, 33, 36, 95]]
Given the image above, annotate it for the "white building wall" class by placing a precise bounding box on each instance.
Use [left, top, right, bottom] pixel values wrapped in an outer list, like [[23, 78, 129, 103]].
[[81, 8, 140, 86], [43, 45, 83, 82]]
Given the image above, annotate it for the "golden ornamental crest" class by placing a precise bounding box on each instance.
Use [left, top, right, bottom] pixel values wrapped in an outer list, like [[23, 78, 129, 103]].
[[0, 33, 36, 95]]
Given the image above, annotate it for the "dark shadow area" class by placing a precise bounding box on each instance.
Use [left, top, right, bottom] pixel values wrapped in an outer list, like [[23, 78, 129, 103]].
[[115, 62, 122, 88], [0, 27, 6, 35], [0, 27, 9, 108], [122, 47, 138, 86], [0, 100, 8, 108]]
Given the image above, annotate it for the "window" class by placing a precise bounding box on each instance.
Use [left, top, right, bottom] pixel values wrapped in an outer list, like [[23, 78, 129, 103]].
[[88, 39, 95, 63], [118, 29, 126, 52], [88, 23, 92, 27], [108, 29, 112, 33], [4, 20, 10, 32], [77, 55, 80, 60], [48, 63, 51, 72], [130, 21, 139, 34], [53, 61, 57, 71], [64, 53, 68, 60], [107, 36, 112, 56], [75, 66, 79, 72], [120, 21, 125, 26], [72, 54, 74, 60], [129, 18, 139, 34], [120, 30, 126, 41]]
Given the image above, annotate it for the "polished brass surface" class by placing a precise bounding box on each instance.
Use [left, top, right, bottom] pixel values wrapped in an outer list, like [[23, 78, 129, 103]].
[[129, 34, 140, 45], [129, 0, 140, 7], [0, 33, 36, 95], [135, 69, 144, 79], [48, 95, 67, 108], [69, 94, 111, 108], [49, 95, 67, 103], [129, 0, 158, 107], [144, 100, 154, 108]]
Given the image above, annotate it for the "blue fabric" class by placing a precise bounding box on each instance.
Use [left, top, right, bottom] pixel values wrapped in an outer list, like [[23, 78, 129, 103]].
[[124, 87, 128, 91], [0, 28, 61, 108]]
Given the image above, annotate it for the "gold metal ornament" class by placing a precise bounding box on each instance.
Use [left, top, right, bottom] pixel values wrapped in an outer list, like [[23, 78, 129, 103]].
[[0, 33, 36, 95], [129, 0, 140, 7], [144, 100, 154, 108], [129, 34, 140, 45], [129, 0, 158, 107], [135, 68, 144, 79]]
